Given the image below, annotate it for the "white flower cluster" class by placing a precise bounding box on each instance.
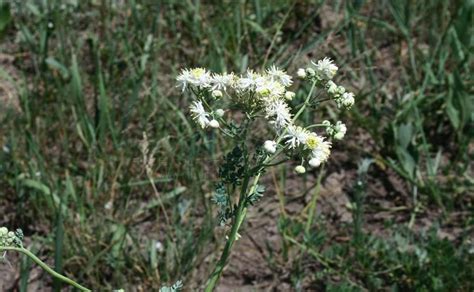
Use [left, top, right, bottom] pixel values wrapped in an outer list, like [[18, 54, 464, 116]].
[[177, 68, 212, 91], [326, 81, 354, 109], [189, 101, 220, 129], [177, 66, 294, 130], [324, 120, 347, 140], [297, 58, 355, 109], [281, 125, 332, 169], [296, 57, 338, 81], [177, 58, 355, 173]]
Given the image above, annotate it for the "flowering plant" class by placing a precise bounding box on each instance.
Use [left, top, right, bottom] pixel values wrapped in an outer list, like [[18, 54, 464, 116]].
[[177, 58, 355, 290]]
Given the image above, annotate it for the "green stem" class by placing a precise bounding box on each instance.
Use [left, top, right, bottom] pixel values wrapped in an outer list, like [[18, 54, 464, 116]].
[[205, 173, 262, 291], [292, 81, 317, 122], [304, 166, 325, 233], [205, 80, 318, 290], [0, 246, 91, 291]]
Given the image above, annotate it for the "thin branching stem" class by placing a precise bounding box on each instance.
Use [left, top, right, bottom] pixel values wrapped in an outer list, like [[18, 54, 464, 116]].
[[0, 246, 91, 291]]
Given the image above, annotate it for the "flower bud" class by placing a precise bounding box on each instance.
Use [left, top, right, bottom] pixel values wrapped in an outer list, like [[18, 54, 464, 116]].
[[305, 68, 316, 77], [215, 109, 225, 117], [208, 119, 220, 128], [341, 92, 355, 108], [212, 90, 223, 98], [263, 140, 277, 154], [336, 86, 346, 95], [284, 91, 295, 101], [326, 81, 338, 96], [297, 68, 307, 79], [308, 158, 322, 168], [295, 165, 306, 174], [333, 121, 347, 140]]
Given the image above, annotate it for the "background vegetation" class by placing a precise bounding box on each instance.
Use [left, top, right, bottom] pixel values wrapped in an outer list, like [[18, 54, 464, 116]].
[[0, 0, 472, 290]]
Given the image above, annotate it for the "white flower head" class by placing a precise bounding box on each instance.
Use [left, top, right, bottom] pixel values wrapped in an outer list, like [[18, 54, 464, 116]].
[[263, 140, 277, 154], [236, 70, 264, 91], [284, 125, 309, 149], [305, 132, 324, 150], [237, 77, 252, 90], [309, 138, 331, 167], [177, 68, 212, 91], [211, 73, 234, 91], [267, 65, 293, 87], [189, 101, 210, 128], [188, 68, 212, 89], [265, 99, 292, 129], [312, 57, 338, 80], [177, 69, 192, 92], [256, 79, 285, 100]]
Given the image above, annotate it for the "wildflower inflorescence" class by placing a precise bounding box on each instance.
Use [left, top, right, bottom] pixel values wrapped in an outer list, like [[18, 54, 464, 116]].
[[177, 58, 355, 290], [177, 58, 355, 174]]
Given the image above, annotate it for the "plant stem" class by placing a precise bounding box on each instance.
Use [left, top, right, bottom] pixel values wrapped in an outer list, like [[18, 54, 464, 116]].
[[205, 80, 318, 290], [304, 166, 325, 233], [205, 173, 262, 291], [0, 246, 91, 291], [293, 81, 317, 122]]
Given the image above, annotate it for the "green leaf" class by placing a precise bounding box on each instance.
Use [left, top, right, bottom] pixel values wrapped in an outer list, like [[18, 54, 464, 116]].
[[211, 183, 228, 207], [395, 146, 416, 179], [110, 224, 127, 263], [446, 98, 460, 129], [0, 3, 11, 33], [446, 74, 461, 129], [397, 123, 413, 149], [45, 57, 70, 80]]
